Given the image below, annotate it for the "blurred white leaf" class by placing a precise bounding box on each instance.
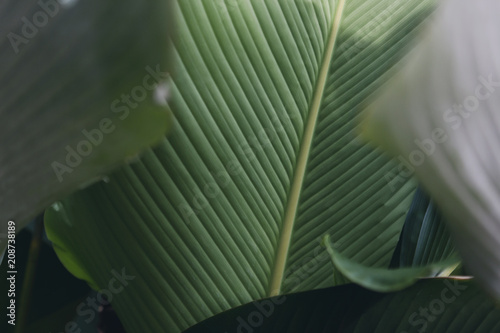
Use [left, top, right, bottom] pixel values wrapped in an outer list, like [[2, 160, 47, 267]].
[[361, 0, 500, 299]]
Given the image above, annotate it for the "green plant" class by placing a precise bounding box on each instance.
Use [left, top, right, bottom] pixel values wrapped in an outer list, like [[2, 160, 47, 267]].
[[3, 0, 500, 332]]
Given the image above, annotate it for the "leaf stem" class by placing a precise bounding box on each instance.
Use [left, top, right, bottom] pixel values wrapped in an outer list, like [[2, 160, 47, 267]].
[[16, 215, 44, 333]]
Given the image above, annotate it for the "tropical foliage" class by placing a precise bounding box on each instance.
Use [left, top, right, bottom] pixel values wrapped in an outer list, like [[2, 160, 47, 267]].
[[2, 0, 499, 332]]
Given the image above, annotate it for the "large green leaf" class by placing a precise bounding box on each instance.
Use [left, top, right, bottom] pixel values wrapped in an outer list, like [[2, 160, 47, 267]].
[[45, 0, 437, 331], [0, 0, 172, 232], [185, 279, 500, 333]]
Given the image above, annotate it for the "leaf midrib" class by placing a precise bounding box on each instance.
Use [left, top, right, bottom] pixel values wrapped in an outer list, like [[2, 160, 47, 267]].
[[268, 0, 347, 296]]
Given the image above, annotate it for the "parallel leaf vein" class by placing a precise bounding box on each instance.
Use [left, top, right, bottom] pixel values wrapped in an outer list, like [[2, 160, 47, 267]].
[[269, 0, 347, 296]]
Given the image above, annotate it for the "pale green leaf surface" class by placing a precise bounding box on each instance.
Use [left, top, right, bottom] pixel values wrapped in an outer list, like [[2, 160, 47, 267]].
[[0, 0, 172, 231], [45, 0, 436, 332]]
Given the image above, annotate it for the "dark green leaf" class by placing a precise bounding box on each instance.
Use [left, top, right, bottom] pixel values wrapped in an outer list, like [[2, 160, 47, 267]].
[[390, 187, 457, 268], [185, 279, 500, 333]]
